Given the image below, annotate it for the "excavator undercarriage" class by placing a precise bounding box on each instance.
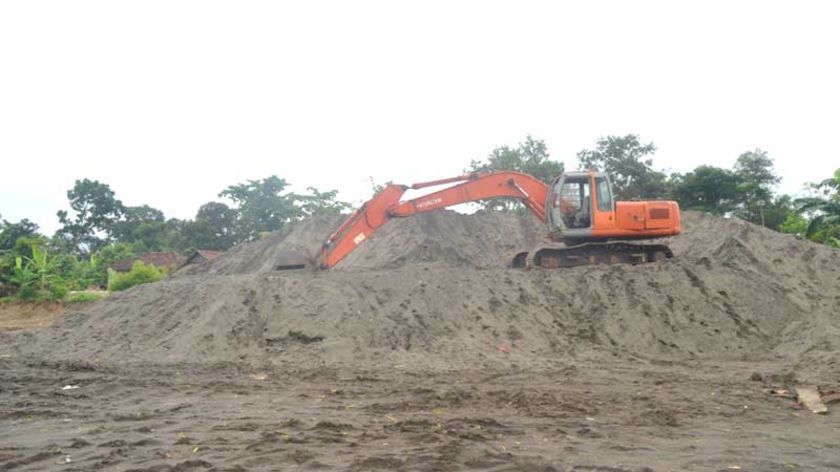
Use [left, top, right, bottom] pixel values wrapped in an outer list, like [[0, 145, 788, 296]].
[[512, 242, 673, 269]]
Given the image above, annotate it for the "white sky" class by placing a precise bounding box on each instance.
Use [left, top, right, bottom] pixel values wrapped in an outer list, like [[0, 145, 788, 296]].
[[1, 1, 838, 234]]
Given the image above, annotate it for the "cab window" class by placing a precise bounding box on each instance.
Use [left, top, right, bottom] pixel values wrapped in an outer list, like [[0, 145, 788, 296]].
[[595, 177, 613, 211], [556, 178, 591, 228]]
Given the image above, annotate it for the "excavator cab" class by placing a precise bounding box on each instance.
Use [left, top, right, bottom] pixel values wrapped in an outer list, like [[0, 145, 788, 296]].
[[547, 171, 614, 240]]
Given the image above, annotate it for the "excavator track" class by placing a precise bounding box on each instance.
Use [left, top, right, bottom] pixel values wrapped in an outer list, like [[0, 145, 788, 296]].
[[512, 242, 672, 269]]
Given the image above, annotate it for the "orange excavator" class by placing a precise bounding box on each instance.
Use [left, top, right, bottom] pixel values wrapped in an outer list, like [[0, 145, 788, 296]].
[[283, 170, 681, 270]]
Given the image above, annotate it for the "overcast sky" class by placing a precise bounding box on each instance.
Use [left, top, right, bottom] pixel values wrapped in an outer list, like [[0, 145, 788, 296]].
[[1, 1, 838, 234]]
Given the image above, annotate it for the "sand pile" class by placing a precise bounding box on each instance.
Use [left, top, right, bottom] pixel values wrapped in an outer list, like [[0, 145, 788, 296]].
[[5, 210, 839, 371], [178, 210, 547, 274]]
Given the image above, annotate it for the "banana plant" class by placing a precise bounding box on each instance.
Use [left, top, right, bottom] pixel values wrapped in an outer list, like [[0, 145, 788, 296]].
[[797, 198, 840, 238], [795, 169, 840, 246], [10, 255, 38, 291], [11, 244, 61, 297]]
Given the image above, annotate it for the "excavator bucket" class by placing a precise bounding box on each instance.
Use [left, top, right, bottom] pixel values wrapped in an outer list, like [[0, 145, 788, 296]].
[[275, 249, 312, 271], [512, 251, 530, 268]]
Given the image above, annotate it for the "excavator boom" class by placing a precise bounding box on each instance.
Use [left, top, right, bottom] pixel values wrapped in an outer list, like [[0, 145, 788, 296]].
[[318, 172, 550, 269], [272, 169, 680, 271]]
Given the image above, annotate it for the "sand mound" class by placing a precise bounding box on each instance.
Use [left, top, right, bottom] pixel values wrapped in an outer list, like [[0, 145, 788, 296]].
[[177, 215, 345, 276], [5, 210, 839, 372], [180, 210, 547, 274]]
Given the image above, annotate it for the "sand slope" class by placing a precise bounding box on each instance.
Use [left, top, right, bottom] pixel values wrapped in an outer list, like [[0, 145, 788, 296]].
[[6, 211, 839, 375]]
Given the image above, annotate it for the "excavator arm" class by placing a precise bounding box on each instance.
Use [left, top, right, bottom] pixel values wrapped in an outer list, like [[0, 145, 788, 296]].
[[319, 172, 550, 269]]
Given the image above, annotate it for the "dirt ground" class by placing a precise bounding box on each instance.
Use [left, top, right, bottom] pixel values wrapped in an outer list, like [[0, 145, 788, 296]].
[[2, 210, 840, 471], [2, 357, 839, 471], [0, 302, 67, 331]]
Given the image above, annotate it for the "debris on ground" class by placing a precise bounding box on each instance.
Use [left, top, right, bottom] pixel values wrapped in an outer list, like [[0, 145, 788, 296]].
[[795, 386, 828, 414]]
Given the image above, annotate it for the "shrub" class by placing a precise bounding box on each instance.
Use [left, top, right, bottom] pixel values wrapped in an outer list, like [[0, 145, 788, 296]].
[[17, 284, 39, 300], [49, 284, 69, 300], [67, 291, 106, 303], [107, 261, 166, 292]]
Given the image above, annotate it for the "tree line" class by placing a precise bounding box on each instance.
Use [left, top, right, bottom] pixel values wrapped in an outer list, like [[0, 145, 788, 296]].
[[1, 134, 838, 300], [470, 135, 838, 245], [0, 177, 348, 299]]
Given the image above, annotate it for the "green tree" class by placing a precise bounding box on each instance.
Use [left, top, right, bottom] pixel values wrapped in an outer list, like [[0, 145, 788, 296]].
[[733, 149, 781, 226], [795, 169, 840, 246], [812, 169, 840, 196], [220, 176, 347, 242], [182, 202, 238, 250], [469, 135, 564, 210], [470, 135, 563, 184], [294, 187, 351, 217], [108, 205, 178, 251], [220, 176, 298, 242], [0, 217, 40, 252], [110, 205, 164, 241], [56, 179, 126, 253], [734, 149, 780, 193], [95, 242, 136, 268], [669, 165, 743, 214], [779, 212, 808, 236], [159, 218, 192, 252], [759, 195, 799, 232], [576, 135, 666, 200]]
